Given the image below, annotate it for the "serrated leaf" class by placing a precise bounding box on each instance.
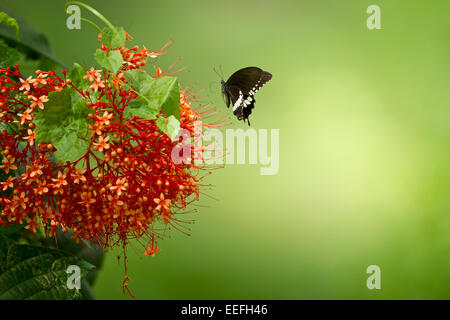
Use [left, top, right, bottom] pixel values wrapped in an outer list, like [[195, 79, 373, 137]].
[[0, 234, 95, 300], [34, 89, 90, 162], [124, 98, 159, 120], [156, 115, 180, 141], [123, 69, 150, 92], [123, 70, 180, 121], [69, 63, 89, 91], [51, 229, 104, 288], [101, 26, 126, 48], [111, 27, 126, 47], [150, 76, 180, 120], [94, 49, 123, 74], [70, 88, 90, 118], [37, 89, 72, 122], [52, 119, 89, 162], [167, 115, 181, 140], [0, 12, 19, 41]]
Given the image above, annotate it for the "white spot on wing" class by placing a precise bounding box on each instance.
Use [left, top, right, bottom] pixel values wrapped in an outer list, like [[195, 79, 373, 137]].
[[233, 91, 243, 112]]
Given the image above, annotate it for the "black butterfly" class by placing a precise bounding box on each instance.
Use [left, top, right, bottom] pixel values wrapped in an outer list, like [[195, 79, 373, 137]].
[[221, 67, 272, 125]]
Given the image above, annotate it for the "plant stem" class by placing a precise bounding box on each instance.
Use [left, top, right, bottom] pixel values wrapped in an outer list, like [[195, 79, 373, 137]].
[[64, 1, 117, 32], [80, 18, 102, 34]]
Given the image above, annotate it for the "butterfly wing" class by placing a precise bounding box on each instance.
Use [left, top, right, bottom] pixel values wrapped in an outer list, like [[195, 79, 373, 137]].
[[236, 94, 256, 125], [224, 84, 243, 113], [226, 67, 272, 95], [223, 67, 272, 125], [223, 85, 256, 125]]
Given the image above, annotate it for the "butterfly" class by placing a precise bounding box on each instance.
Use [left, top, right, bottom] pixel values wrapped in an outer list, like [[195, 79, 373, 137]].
[[221, 67, 272, 125]]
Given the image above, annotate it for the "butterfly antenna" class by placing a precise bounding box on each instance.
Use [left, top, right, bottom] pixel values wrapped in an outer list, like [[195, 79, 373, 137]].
[[213, 66, 223, 80], [219, 64, 225, 79]]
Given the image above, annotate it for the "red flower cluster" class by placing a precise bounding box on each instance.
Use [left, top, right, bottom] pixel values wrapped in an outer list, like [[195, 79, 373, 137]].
[[0, 34, 217, 277]]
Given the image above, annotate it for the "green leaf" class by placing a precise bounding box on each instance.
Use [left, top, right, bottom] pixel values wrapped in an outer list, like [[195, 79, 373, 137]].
[[123, 69, 150, 92], [69, 63, 89, 91], [37, 89, 72, 122], [0, 12, 19, 41], [94, 49, 123, 74], [47, 229, 104, 299], [123, 70, 180, 120], [71, 90, 90, 118], [14, 55, 49, 79], [0, 224, 23, 242], [101, 26, 114, 47], [52, 230, 104, 285], [101, 26, 126, 48], [34, 89, 90, 162], [124, 98, 159, 120], [156, 115, 180, 141], [158, 77, 180, 120], [53, 119, 89, 162], [0, 234, 95, 300], [122, 70, 159, 120], [111, 27, 126, 47], [0, 39, 22, 67], [0, 7, 64, 69]]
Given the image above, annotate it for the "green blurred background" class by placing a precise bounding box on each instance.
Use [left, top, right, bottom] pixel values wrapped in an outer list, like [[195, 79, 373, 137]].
[[3, 0, 450, 299]]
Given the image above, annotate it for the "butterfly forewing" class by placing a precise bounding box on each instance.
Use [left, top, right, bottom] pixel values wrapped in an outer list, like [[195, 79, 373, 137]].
[[227, 67, 271, 93]]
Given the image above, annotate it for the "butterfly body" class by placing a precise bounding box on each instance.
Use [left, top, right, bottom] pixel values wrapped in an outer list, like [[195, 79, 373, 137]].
[[221, 67, 272, 125]]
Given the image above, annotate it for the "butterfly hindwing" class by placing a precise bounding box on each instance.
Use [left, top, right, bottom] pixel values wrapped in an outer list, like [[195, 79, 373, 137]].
[[221, 67, 271, 125], [237, 94, 256, 125]]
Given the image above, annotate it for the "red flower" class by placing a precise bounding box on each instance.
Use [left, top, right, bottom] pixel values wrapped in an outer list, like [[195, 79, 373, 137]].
[[29, 95, 48, 110], [93, 135, 110, 152], [154, 192, 171, 212], [19, 76, 33, 91], [83, 67, 102, 82], [89, 78, 105, 92], [0, 156, 17, 174], [0, 30, 226, 296], [33, 72, 48, 87], [23, 129, 36, 146], [17, 108, 33, 125]]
